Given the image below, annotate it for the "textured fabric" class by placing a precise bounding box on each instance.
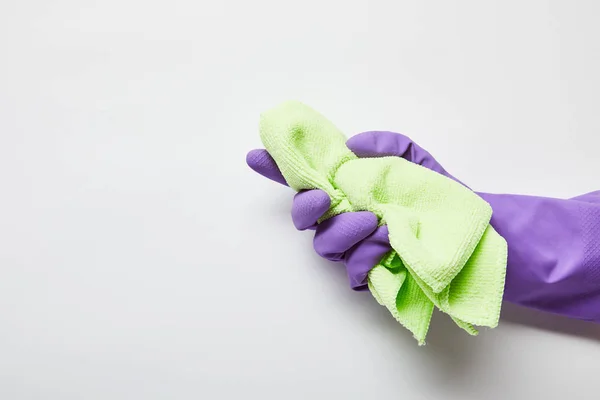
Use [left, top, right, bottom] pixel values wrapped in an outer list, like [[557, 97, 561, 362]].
[[258, 101, 508, 343], [368, 255, 435, 341], [247, 130, 600, 323]]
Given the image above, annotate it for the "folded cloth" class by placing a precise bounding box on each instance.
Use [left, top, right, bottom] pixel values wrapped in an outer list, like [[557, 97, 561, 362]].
[[259, 101, 508, 343]]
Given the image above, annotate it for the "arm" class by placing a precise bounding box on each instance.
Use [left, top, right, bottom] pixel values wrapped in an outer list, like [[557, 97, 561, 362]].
[[480, 192, 600, 321], [247, 132, 600, 322]]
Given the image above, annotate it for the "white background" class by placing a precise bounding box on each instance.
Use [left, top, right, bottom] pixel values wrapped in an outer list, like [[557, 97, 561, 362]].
[[1, 1, 600, 399]]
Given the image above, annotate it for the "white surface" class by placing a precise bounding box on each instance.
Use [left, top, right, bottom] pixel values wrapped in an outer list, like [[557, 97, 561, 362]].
[[1, 1, 600, 399]]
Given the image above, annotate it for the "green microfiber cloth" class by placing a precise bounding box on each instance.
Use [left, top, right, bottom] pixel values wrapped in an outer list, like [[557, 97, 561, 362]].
[[260, 101, 508, 344]]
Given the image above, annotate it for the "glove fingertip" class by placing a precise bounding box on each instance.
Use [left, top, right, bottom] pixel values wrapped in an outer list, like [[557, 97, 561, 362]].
[[246, 149, 288, 186], [346, 131, 412, 158], [292, 190, 331, 230]]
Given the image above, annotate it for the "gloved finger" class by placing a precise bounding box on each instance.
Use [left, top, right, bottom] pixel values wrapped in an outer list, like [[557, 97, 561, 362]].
[[292, 190, 331, 230], [346, 131, 456, 180], [246, 149, 288, 186], [313, 212, 379, 261], [343, 226, 392, 290]]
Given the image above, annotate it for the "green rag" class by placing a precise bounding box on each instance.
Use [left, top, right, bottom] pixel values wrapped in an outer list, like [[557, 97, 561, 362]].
[[260, 101, 507, 344]]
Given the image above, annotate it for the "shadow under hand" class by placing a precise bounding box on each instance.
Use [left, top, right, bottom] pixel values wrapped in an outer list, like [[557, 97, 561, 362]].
[[332, 270, 491, 393], [416, 310, 489, 387], [500, 302, 600, 342]]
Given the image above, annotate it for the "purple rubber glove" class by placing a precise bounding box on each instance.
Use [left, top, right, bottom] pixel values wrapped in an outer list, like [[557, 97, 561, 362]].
[[247, 131, 600, 322]]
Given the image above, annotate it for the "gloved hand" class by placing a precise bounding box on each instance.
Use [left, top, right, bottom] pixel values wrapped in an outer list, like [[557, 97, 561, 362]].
[[247, 131, 600, 322], [247, 131, 444, 291]]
